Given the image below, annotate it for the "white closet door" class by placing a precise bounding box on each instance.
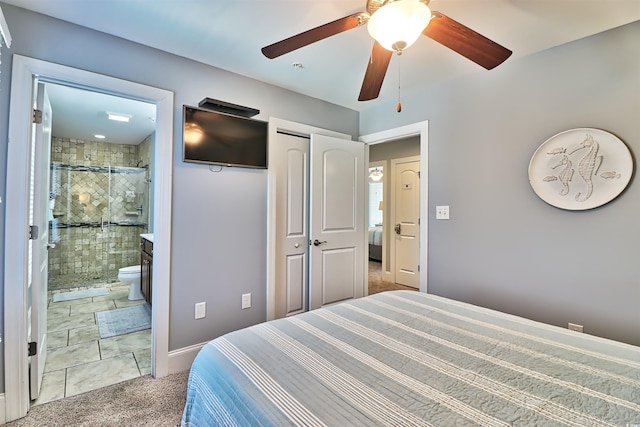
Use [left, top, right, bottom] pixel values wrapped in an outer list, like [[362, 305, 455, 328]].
[[272, 132, 309, 318], [309, 134, 365, 310]]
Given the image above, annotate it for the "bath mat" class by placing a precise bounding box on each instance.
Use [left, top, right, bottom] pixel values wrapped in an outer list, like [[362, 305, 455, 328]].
[[52, 287, 109, 302], [96, 304, 151, 339]]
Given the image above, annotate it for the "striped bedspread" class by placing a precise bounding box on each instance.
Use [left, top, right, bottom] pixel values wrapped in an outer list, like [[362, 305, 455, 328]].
[[368, 226, 382, 246], [181, 291, 640, 426]]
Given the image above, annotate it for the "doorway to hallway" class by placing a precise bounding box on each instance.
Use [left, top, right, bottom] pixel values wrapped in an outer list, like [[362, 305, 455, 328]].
[[360, 121, 429, 292]]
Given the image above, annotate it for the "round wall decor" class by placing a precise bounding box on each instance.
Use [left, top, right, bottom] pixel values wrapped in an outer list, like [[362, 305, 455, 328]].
[[528, 128, 633, 210]]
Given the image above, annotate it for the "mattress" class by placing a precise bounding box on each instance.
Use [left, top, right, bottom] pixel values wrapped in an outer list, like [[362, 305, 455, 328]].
[[182, 290, 640, 426]]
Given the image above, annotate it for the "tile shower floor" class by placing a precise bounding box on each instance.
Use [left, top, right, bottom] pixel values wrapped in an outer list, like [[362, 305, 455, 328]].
[[34, 283, 151, 407]]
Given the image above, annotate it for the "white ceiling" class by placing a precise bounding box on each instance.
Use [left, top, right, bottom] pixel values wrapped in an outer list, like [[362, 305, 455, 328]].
[[44, 83, 157, 145], [5, 0, 640, 143]]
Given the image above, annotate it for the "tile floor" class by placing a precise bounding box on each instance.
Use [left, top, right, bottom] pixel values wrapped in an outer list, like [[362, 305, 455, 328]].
[[34, 283, 151, 407]]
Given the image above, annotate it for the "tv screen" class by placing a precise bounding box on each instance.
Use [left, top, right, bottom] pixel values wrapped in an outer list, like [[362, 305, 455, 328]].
[[183, 105, 268, 169]]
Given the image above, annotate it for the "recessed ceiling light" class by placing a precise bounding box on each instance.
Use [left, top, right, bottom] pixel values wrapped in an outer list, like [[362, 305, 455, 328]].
[[107, 112, 131, 122], [94, 134, 106, 139]]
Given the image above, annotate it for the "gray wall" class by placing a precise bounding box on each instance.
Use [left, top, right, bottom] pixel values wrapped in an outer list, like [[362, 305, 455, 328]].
[[369, 136, 420, 162], [361, 21, 640, 346], [0, 3, 359, 392]]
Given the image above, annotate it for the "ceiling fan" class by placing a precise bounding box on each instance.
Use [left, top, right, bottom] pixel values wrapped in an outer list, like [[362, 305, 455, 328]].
[[262, 0, 512, 102]]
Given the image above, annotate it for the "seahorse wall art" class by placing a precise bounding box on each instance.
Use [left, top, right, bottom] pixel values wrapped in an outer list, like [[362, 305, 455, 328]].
[[568, 134, 604, 202], [530, 128, 633, 210], [542, 134, 609, 202], [551, 154, 573, 196], [544, 145, 575, 197]]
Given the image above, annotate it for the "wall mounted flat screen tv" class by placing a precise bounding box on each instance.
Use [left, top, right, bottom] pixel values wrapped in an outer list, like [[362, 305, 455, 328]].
[[183, 105, 268, 169]]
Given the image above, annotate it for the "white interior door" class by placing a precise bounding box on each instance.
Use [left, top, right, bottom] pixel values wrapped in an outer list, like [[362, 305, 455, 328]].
[[309, 134, 365, 309], [29, 82, 52, 400], [392, 158, 420, 288], [272, 132, 309, 318]]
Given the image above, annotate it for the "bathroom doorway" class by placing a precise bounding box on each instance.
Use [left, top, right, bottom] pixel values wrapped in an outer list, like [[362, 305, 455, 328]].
[[5, 55, 173, 421], [34, 82, 157, 405], [12, 78, 157, 405]]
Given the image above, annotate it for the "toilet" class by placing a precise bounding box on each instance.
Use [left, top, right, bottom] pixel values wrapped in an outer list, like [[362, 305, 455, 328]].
[[118, 265, 144, 300]]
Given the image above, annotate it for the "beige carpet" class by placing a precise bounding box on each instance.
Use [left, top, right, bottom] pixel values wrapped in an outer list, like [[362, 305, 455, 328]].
[[6, 371, 189, 427]]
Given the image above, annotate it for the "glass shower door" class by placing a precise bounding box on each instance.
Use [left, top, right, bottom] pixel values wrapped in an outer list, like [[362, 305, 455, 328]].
[[49, 163, 112, 288], [49, 162, 149, 289], [105, 166, 149, 283]]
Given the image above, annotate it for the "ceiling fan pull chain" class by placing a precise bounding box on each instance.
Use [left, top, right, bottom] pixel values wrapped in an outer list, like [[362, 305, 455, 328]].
[[396, 52, 402, 112]]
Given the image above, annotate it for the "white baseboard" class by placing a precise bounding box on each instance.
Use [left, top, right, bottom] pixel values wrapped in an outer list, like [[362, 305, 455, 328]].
[[167, 341, 209, 375], [0, 393, 6, 425]]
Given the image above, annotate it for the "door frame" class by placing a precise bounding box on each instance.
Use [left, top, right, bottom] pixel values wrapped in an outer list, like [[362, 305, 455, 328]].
[[266, 117, 352, 320], [360, 121, 429, 292], [4, 55, 174, 421]]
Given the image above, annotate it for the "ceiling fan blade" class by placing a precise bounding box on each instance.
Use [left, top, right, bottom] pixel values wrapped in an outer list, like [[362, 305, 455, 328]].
[[424, 12, 512, 70], [358, 42, 393, 101], [262, 13, 367, 59]]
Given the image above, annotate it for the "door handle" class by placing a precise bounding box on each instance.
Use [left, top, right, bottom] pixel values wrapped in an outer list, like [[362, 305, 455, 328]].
[[394, 224, 401, 235], [312, 239, 327, 246], [47, 243, 56, 250]]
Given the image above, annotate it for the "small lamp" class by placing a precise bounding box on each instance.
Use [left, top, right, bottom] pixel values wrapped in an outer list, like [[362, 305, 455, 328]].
[[378, 201, 384, 211]]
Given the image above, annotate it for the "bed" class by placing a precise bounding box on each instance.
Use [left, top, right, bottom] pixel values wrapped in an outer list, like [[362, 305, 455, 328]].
[[182, 290, 640, 426], [368, 225, 383, 261]]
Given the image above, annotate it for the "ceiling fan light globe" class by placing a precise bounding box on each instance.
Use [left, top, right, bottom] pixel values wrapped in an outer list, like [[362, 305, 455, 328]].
[[367, 0, 431, 52]]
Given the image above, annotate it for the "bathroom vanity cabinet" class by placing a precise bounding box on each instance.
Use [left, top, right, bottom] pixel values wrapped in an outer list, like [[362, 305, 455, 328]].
[[141, 237, 153, 305]]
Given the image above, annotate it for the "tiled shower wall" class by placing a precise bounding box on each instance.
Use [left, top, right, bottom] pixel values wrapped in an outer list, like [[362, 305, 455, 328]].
[[48, 137, 151, 289]]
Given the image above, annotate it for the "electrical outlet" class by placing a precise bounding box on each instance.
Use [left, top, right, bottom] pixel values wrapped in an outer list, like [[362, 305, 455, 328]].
[[436, 205, 450, 220], [195, 302, 206, 319], [242, 293, 251, 310], [568, 323, 583, 333]]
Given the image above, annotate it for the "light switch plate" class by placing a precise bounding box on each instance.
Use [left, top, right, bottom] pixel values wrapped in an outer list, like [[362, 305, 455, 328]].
[[436, 205, 450, 220]]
